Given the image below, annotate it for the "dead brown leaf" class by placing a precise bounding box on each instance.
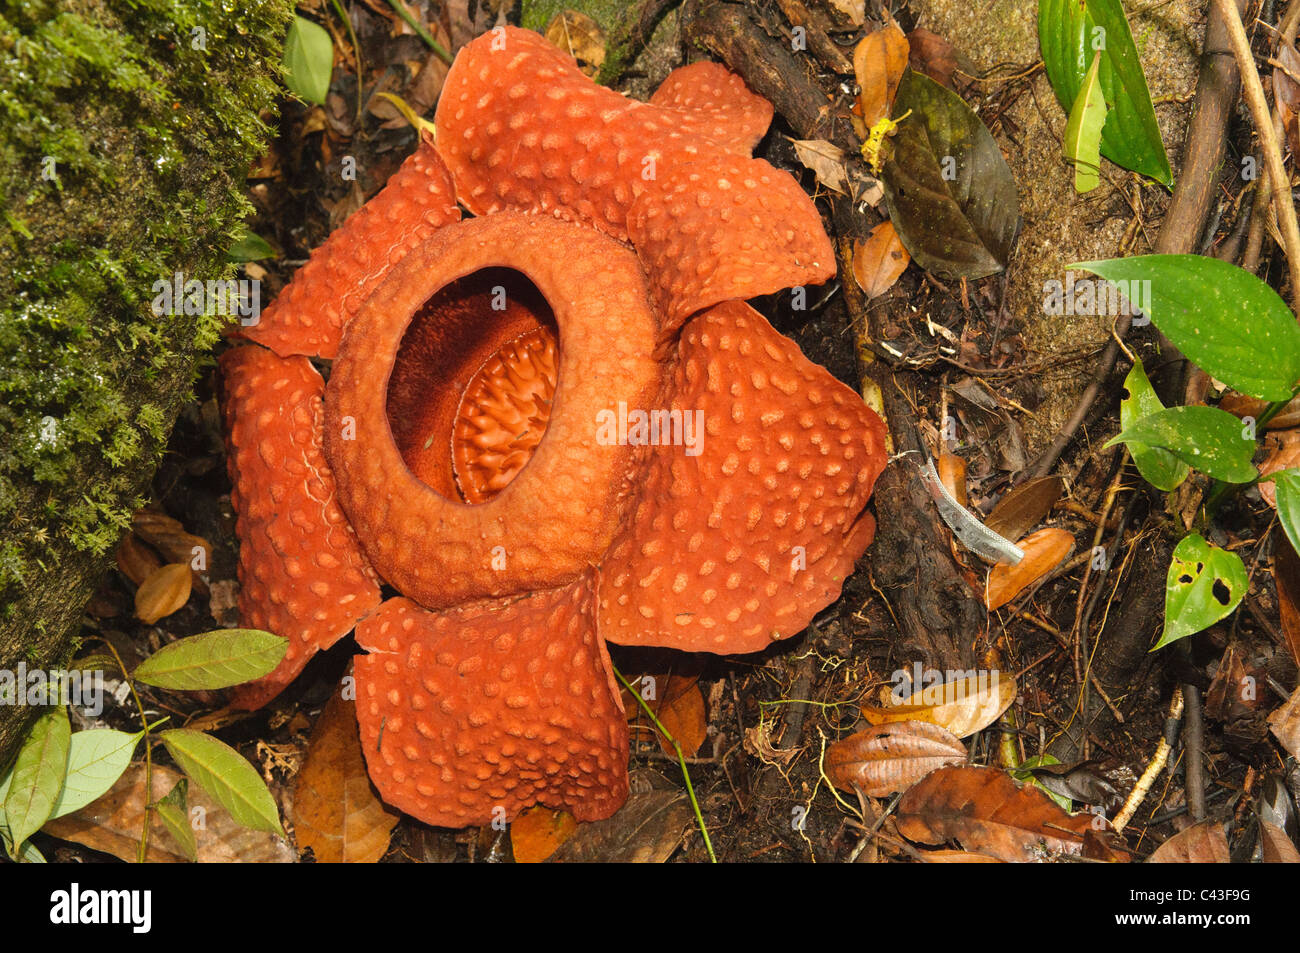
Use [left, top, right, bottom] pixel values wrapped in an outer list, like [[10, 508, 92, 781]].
[[825, 721, 966, 796], [42, 763, 295, 863], [896, 765, 1096, 861], [985, 528, 1075, 611], [545, 10, 606, 76], [134, 562, 192, 624], [983, 476, 1065, 544], [1269, 684, 1300, 758], [548, 788, 691, 862], [510, 806, 578, 863], [1258, 428, 1300, 508], [915, 848, 1003, 862], [851, 221, 910, 299], [1148, 820, 1230, 863], [907, 28, 959, 89], [862, 671, 1017, 738], [623, 673, 708, 758], [854, 23, 909, 127], [291, 688, 398, 863], [1260, 819, 1300, 862], [1275, 538, 1300, 667], [936, 452, 967, 507], [116, 534, 162, 587]]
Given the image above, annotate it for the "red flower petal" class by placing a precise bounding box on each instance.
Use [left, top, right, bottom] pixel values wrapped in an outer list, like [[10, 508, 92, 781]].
[[324, 212, 663, 610], [354, 576, 629, 826], [597, 301, 888, 654], [238, 137, 459, 359], [434, 26, 832, 323], [647, 61, 774, 152], [627, 154, 836, 333], [220, 346, 382, 709]]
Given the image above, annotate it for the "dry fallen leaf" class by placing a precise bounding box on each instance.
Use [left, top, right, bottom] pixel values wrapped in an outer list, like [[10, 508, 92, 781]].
[[896, 765, 1096, 862], [1269, 684, 1300, 759], [854, 23, 909, 127], [1276, 538, 1300, 668], [935, 452, 967, 507], [131, 509, 211, 596], [116, 534, 163, 587], [511, 806, 578, 863], [862, 671, 1017, 739], [1258, 429, 1300, 508], [907, 28, 959, 89], [623, 673, 708, 758], [1259, 819, 1300, 862], [790, 138, 851, 196], [1148, 820, 1230, 863], [544, 9, 606, 76], [851, 221, 910, 299], [134, 562, 192, 624], [915, 848, 1003, 862], [292, 687, 399, 863], [42, 763, 295, 863], [548, 788, 691, 863], [983, 477, 1066, 545], [984, 528, 1075, 610], [825, 721, 966, 796]]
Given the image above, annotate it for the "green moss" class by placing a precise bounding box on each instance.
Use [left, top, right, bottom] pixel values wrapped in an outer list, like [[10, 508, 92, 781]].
[[0, 0, 289, 600]]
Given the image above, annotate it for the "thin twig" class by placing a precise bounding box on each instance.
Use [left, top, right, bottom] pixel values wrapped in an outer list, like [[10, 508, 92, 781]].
[[1213, 0, 1300, 311]]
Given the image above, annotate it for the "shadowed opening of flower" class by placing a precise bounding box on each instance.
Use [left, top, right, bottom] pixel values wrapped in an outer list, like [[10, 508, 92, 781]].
[[386, 268, 559, 504]]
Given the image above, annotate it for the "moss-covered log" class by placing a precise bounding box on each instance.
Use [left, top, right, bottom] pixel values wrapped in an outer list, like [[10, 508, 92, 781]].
[[0, 0, 290, 765]]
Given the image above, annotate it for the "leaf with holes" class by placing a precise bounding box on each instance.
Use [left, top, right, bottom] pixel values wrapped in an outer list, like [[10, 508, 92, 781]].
[[133, 628, 286, 691], [1119, 358, 1189, 491], [1107, 406, 1257, 484], [1155, 533, 1248, 650], [1039, 0, 1171, 185], [880, 70, 1020, 279], [1073, 255, 1300, 401], [160, 729, 284, 836]]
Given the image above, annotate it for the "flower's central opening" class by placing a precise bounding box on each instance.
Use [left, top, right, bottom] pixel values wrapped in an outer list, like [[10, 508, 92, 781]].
[[386, 268, 559, 504]]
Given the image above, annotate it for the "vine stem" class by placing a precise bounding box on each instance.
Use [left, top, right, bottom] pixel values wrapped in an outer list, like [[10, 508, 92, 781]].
[[612, 665, 717, 863], [384, 0, 453, 64], [97, 637, 155, 863]]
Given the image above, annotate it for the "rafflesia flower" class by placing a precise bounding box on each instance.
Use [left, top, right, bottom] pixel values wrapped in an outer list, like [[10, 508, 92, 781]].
[[221, 26, 887, 827]]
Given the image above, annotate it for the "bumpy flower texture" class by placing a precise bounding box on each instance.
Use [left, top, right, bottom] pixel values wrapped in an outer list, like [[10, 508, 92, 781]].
[[221, 27, 887, 826]]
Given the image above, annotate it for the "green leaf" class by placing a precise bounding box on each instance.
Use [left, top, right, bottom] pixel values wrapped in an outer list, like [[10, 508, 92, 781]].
[[48, 729, 142, 819], [160, 729, 284, 835], [1072, 255, 1300, 400], [1063, 50, 1108, 192], [3, 707, 70, 852], [1119, 358, 1189, 491], [1155, 533, 1247, 649], [1011, 754, 1072, 810], [1039, 0, 1172, 185], [1268, 469, 1300, 560], [153, 777, 197, 862], [133, 628, 287, 691], [1107, 405, 1257, 483], [880, 70, 1021, 280], [227, 228, 274, 263], [283, 15, 333, 106]]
